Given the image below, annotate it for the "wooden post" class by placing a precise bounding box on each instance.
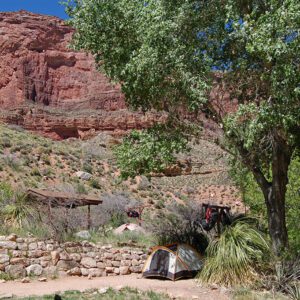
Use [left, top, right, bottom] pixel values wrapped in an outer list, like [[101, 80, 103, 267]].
[[87, 205, 91, 230]]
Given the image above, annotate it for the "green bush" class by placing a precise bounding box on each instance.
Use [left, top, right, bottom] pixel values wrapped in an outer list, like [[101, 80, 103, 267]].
[[198, 221, 270, 287]]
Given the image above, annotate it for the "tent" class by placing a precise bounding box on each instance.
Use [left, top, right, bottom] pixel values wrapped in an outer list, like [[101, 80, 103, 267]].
[[113, 223, 146, 235], [142, 243, 203, 281]]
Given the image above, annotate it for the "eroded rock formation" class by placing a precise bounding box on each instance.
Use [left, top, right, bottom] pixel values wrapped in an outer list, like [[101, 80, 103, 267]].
[[0, 11, 125, 110]]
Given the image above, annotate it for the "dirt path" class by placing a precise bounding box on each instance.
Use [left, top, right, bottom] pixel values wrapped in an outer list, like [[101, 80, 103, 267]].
[[0, 274, 229, 299]]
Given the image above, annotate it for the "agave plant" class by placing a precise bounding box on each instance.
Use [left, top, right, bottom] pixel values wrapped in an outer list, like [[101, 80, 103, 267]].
[[198, 221, 270, 287], [2, 192, 33, 228]]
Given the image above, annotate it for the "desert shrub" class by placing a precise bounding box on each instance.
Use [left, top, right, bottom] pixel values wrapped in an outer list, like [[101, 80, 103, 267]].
[[261, 257, 300, 299], [89, 179, 101, 190], [0, 188, 33, 228], [92, 192, 140, 229], [2, 154, 21, 171], [198, 221, 270, 287], [147, 201, 208, 254], [1, 137, 11, 148], [30, 167, 41, 177], [76, 182, 88, 195]]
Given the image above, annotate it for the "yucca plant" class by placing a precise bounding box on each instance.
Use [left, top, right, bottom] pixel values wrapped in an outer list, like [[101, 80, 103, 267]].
[[2, 192, 33, 228], [198, 221, 270, 287]]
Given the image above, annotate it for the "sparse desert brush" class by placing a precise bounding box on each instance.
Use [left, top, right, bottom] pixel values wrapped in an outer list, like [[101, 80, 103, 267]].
[[1, 137, 11, 148]]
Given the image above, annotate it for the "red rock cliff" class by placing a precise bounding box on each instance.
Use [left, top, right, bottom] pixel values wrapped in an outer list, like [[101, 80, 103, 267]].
[[0, 11, 125, 110]]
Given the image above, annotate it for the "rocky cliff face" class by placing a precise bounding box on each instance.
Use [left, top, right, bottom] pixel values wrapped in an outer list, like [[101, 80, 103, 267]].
[[0, 11, 125, 110], [0, 11, 157, 139]]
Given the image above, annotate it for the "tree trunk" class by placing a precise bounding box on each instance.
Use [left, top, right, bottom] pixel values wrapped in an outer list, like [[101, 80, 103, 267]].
[[253, 133, 291, 256]]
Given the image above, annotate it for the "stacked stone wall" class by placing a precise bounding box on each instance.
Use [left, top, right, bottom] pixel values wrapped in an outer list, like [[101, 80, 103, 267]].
[[0, 234, 147, 279]]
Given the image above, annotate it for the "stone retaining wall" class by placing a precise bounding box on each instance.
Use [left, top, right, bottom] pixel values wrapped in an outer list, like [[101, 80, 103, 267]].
[[0, 234, 147, 279]]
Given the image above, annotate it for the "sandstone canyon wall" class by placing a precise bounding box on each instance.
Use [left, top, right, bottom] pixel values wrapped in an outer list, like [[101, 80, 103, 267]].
[[0, 11, 164, 139], [0, 11, 125, 110], [0, 11, 231, 140]]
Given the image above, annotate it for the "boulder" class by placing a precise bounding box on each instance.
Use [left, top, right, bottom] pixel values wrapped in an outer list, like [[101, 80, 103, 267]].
[[26, 264, 43, 276], [81, 257, 97, 268], [56, 260, 79, 271], [67, 267, 81, 276], [119, 266, 130, 275], [5, 264, 26, 278], [0, 255, 9, 264], [75, 231, 91, 240], [75, 171, 93, 180]]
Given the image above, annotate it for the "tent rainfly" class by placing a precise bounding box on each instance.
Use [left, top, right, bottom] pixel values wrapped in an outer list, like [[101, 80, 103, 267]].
[[142, 243, 203, 281]]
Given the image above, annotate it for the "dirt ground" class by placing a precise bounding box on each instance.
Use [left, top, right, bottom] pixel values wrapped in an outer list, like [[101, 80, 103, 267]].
[[0, 274, 230, 299]]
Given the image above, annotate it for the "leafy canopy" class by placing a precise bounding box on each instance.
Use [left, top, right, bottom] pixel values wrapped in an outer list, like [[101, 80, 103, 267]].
[[114, 124, 189, 178], [66, 0, 300, 163]]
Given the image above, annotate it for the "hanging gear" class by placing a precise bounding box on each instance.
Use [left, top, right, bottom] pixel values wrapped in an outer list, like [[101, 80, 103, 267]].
[[127, 210, 140, 218]]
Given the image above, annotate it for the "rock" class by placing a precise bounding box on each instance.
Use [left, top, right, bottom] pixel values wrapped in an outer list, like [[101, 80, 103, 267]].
[[51, 251, 60, 266], [5, 264, 26, 278], [28, 242, 38, 250], [98, 287, 109, 294], [0, 255, 9, 264], [131, 259, 139, 266], [80, 268, 89, 276], [43, 266, 58, 277], [88, 274, 93, 280], [81, 257, 97, 268], [21, 277, 30, 283], [113, 268, 120, 275], [10, 258, 28, 266], [6, 234, 17, 242], [111, 261, 120, 267], [0, 241, 17, 250], [67, 267, 82, 276], [70, 253, 81, 262], [56, 260, 79, 271], [38, 277, 47, 282], [0, 293, 13, 299], [0, 12, 125, 111], [105, 267, 114, 273], [210, 283, 219, 290], [89, 268, 102, 277], [119, 266, 130, 275], [75, 231, 91, 240], [17, 243, 28, 251], [75, 171, 92, 180], [26, 264, 43, 276], [0, 279, 6, 284], [0, 12, 165, 140]]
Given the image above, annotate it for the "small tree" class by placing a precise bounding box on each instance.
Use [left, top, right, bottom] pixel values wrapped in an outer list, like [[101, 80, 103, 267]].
[[65, 0, 300, 255]]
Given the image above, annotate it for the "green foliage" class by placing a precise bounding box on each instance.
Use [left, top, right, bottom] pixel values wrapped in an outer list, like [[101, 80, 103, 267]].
[[19, 287, 171, 300], [114, 125, 189, 178], [230, 157, 300, 254], [199, 221, 270, 287], [0, 191, 33, 228], [66, 0, 300, 254], [148, 201, 208, 254]]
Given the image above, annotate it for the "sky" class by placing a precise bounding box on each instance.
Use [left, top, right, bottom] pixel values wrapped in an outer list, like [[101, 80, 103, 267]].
[[0, 0, 68, 19]]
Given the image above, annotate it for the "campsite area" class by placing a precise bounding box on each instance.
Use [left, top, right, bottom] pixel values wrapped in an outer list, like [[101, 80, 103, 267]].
[[0, 0, 299, 299]]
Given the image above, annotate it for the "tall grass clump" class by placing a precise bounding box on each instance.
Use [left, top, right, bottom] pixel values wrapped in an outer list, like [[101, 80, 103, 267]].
[[198, 221, 270, 287]]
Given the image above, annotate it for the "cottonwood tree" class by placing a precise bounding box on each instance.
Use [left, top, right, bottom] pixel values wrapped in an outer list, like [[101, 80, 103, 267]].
[[65, 0, 300, 255]]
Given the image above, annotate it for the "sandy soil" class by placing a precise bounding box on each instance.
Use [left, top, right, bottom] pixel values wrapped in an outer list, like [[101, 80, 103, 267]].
[[0, 274, 229, 299]]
